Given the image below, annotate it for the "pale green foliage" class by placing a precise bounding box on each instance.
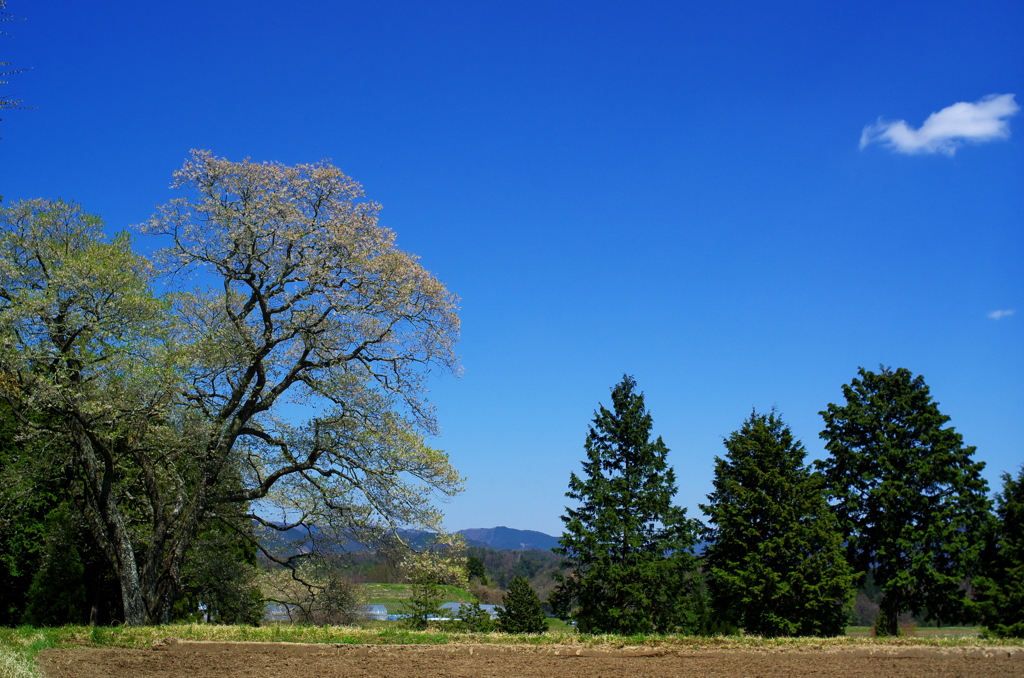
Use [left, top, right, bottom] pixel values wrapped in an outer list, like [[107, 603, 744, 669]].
[[0, 199, 178, 625], [401, 533, 468, 588], [0, 153, 463, 625], [401, 533, 466, 629], [141, 151, 463, 545]]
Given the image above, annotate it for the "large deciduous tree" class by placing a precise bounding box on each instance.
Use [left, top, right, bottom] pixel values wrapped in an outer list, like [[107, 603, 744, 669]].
[[701, 410, 853, 637], [0, 152, 463, 624], [551, 375, 702, 634], [818, 366, 991, 636]]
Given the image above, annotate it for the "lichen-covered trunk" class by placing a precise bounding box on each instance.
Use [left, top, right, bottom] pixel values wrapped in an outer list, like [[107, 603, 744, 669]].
[[118, 561, 148, 626]]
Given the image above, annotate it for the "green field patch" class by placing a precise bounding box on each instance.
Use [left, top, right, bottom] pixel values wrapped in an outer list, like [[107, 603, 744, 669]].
[[362, 584, 476, 613]]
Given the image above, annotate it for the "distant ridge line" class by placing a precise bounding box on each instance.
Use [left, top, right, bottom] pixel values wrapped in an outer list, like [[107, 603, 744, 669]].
[[457, 526, 560, 552]]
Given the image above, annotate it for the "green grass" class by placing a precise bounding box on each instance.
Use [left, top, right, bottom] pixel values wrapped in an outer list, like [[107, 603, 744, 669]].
[[545, 617, 574, 632], [0, 622, 1019, 678], [0, 627, 67, 678], [846, 625, 981, 638], [361, 583, 476, 613]]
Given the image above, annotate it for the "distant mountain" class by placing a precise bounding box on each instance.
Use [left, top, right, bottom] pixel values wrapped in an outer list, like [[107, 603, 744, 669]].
[[258, 522, 560, 554], [457, 526, 560, 552], [258, 524, 442, 554]]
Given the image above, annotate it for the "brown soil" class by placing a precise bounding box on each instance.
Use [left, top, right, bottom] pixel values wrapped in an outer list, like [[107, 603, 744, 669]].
[[37, 640, 1024, 678]]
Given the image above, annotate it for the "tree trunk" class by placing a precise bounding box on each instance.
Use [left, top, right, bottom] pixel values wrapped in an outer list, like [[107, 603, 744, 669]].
[[106, 497, 148, 625], [875, 599, 900, 636], [67, 425, 148, 626], [118, 570, 147, 626]]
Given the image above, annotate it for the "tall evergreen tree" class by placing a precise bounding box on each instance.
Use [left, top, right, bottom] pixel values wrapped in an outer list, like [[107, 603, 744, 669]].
[[818, 367, 991, 636], [701, 410, 853, 637], [970, 466, 1024, 638], [551, 375, 702, 635]]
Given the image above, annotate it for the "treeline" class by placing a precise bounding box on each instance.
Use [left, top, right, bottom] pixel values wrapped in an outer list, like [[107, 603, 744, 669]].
[[265, 543, 561, 604], [549, 372, 1023, 638], [0, 156, 1021, 637]]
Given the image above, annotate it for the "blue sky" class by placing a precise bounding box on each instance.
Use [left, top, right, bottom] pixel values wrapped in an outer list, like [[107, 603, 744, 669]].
[[2, 1, 1022, 536]]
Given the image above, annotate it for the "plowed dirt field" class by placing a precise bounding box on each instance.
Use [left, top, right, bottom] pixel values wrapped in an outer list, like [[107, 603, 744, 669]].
[[36, 639, 1024, 677]]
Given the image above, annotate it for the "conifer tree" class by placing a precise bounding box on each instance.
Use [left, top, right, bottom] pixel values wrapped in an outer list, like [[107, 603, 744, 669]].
[[552, 375, 701, 634], [457, 600, 496, 633], [404, 576, 444, 630], [701, 410, 853, 637], [466, 555, 488, 585], [970, 466, 1024, 638], [497, 576, 547, 634], [818, 367, 991, 636]]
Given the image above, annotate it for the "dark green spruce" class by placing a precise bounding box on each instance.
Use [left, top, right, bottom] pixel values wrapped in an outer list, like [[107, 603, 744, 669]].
[[551, 375, 702, 635], [701, 410, 853, 637], [497, 576, 547, 634], [970, 465, 1024, 638], [818, 367, 991, 636]]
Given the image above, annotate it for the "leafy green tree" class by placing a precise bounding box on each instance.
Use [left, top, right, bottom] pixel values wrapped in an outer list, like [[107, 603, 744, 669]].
[[2, 401, 257, 626], [970, 466, 1024, 638], [818, 367, 991, 636], [552, 375, 702, 634], [0, 153, 462, 625], [0, 404, 111, 626], [172, 516, 264, 625], [397, 533, 466, 629], [701, 410, 853, 637], [497, 576, 546, 634], [22, 543, 87, 626], [0, 402, 46, 624]]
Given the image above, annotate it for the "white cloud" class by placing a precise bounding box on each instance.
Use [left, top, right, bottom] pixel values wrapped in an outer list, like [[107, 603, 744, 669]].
[[987, 309, 1015, 320], [860, 94, 1020, 155]]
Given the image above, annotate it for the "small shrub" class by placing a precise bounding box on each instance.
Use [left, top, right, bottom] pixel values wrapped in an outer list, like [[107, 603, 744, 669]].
[[456, 601, 495, 633], [404, 580, 444, 630], [300, 576, 364, 626], [469, 581, 503, 605]]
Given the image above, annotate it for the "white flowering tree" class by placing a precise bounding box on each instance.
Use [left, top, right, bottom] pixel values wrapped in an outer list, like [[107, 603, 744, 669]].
[[0, 152, 462, 625], [400, 532, 467, 628]]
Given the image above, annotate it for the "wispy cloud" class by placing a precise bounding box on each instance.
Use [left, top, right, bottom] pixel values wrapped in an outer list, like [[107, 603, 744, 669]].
[[988, 309, 1015, 320], [860, 94, 1020, 155]]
